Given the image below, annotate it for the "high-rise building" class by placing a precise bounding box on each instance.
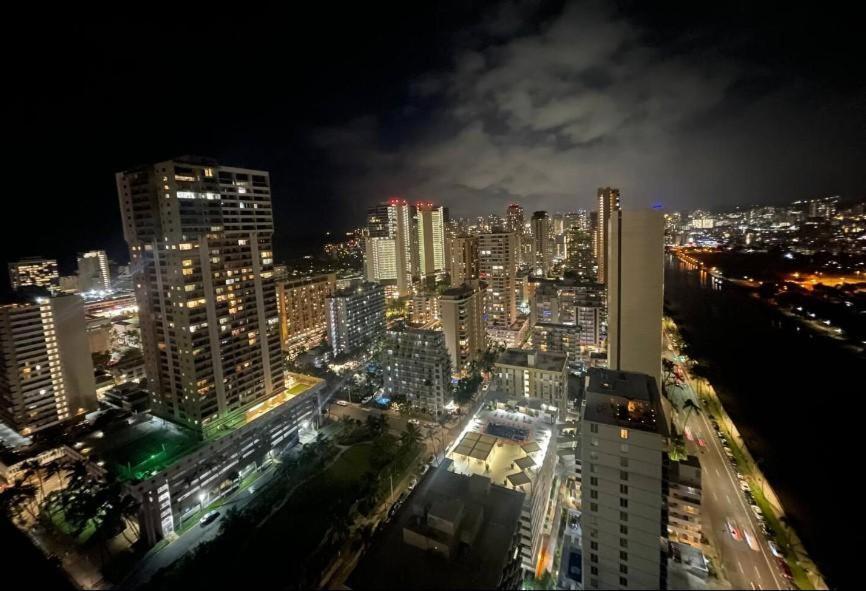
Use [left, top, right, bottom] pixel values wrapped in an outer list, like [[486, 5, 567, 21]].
[[326, 282, 386, 355], [365, 199, 416, 296], [596, 187, 621, 283], [439, 283, 486, 373], [531, 211, 552, 276], [416, 202, 448, 277], [506, 203, 525, 236], [8, 257, 60, 294], [566, 226, 595, 279], [607, 209, 664, 387], [581, 368, 669, 590], [447, 235, 479, 287], [77, 249, 111, 292], [0, 295, 97, 435], [383, 326, 451, 416], [277, 273, 336, 358], [478, 231, 518, 329], [116, 157, 284, 437]]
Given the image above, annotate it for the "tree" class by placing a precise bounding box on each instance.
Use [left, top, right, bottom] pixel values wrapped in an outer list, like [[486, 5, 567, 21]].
[[400, 423, 422, 449], [21, 460, 45, 504], [680, 398, 701, 431]]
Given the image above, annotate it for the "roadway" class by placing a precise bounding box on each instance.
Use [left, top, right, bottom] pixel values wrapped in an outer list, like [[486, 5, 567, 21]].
[[664, 338, 789, 590]]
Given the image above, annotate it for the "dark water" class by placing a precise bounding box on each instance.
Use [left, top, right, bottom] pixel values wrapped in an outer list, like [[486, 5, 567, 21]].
[[664, 255, 863, 590]]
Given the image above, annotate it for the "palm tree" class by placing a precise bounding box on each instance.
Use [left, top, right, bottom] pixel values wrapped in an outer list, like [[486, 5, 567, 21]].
[[680, 398, 701, 431], [400, 423, 422, 449], [44, 460, 67, 490], [21, 460, 45, 505]]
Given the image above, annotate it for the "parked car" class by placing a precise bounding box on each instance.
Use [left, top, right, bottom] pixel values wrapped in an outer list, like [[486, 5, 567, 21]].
[[408, 418, 420, 425], [768, 541, 784, 558], [200, 511, 220, 526], [335, 400, 349, 407]]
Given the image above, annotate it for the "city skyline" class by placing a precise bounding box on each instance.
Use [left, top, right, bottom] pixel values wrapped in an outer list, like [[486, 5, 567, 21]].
[[1, 4, 863, 590], [4, 3, 864, 272]]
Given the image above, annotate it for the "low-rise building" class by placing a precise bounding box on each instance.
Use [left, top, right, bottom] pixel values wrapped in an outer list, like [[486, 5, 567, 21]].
[[494, 349, 568, 412], [349, 461, 525, 590], [668, 455, 702, 548], [66, 373, 326, 547]]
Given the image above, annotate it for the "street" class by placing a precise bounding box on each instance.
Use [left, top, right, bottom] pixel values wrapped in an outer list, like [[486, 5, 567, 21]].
[[664, 340, 788, 590]]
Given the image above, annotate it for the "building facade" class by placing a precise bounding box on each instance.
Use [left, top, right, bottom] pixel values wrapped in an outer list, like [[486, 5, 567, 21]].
[[581, 368, 669, 590], [494, 349, 568, 411], [439, 283, 486, 373], [479, 231, 518, 330], [116, 157, 284, 438], [448, 235, 479, 287], [596, 187, 621, 284], [0, 295, 97, 435], [607, 209, 664, 388], [277, 273, 336, 358], [416, 202, 448, 277], [668, 455, 702, 548], [383, 327, 452, 416], [8, 257, 60, 294], [77, 249, 111, 292], [325, 282, 386, 355], [531, 211, 552, 276], [365, 200, 417, 296]]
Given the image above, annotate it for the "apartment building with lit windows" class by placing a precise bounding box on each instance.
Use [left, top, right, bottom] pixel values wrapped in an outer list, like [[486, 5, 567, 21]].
[[596, 187, 621, 284], [116, 157, 284, 438], [416, 202, 448, 277], [383, 326, 451, 416], [365, 200, 417, 296], [277, 273, 336, 358], [0, 295, 97, 435], [8, 257, 60, 294], [581, 368, 669, 590], [494, 349, 567, 412], [478, 231, 518, 330], [439, 283, 485, 373], [325, 282, 386, 355], [447, 235, 479, 287]]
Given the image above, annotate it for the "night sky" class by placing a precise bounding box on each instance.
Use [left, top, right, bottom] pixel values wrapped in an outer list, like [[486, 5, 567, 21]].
[[4, 2, 865, 275]]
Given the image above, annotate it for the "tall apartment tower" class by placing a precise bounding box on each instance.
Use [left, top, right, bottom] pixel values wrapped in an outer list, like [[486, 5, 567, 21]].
[[383, 327, 452, 416], [365, 199, 417, 296], [478, 231, 518, 329], [277, 273, 336, 358], [596, 187, 621, 284], [439, 283, 486, 373], [506, 203, 525, 236], [325, 282, 386, 355], [8, 257, 60, 294], [0, 295, 97, 436], [416, 202, 448, 277], [581, 368, 669, 590], [77, 249, 111, 292], [531, 211, 552, 276], [566, 227, 595, 279], [116, 157, 284, 437], [448, 235, 479, 287], [607, 209, 664, 388]]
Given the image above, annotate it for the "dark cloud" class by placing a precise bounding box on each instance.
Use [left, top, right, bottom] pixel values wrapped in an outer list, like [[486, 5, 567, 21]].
[[314, 2, 866, 219]]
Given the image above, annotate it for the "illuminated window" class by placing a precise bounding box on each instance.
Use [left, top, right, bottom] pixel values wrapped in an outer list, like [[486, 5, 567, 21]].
[[620, 428, 629, 439]]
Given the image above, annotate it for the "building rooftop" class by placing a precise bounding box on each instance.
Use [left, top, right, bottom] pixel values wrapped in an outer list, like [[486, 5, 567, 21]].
[[349, 460, 525, 590], [495, 348, 567, 372], [584, 368, 668, 435], [70, 414, 201, 482]]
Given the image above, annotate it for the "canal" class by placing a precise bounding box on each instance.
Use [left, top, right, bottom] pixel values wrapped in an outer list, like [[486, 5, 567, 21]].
[[664, 254, 861, 589]]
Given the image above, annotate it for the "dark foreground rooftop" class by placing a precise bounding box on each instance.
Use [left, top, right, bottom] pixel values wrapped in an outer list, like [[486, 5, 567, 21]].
[[349, 459, 525, 590]]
